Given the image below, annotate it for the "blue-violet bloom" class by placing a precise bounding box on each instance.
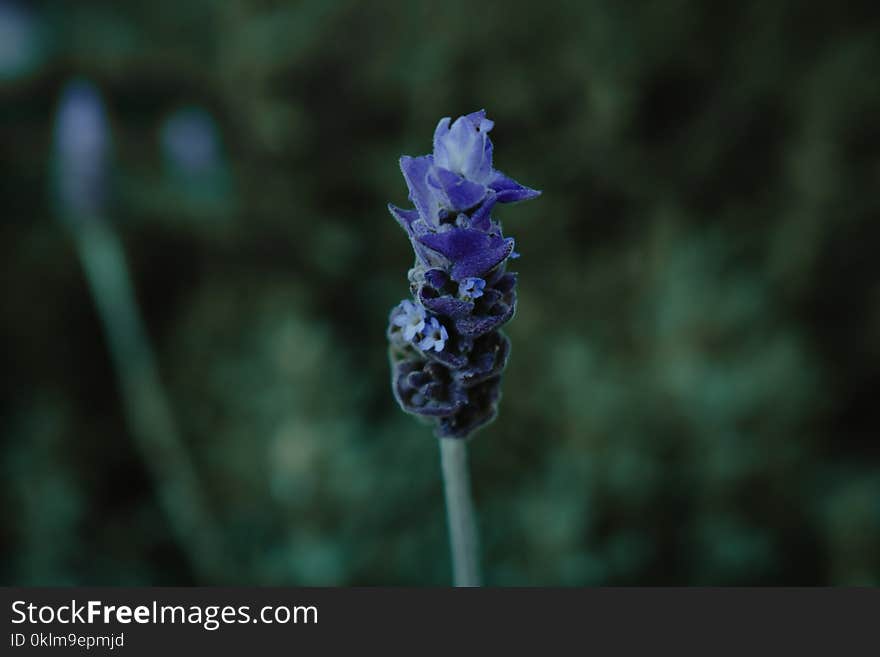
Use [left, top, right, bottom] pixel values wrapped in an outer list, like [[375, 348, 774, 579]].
[[418, 317, 449, 353], [387, 110, 540, 438], [458, 277, 486, 301], [53, 79, 110, 219]]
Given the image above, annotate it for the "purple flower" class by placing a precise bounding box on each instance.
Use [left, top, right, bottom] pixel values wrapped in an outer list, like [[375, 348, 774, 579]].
[[400, 109, 540, 227], [387, 111, 540, 439], [458, 277, 486, 301], [418, 227, 514, 281], [52, 79, 110, 218], [433, 112, 494, 183]]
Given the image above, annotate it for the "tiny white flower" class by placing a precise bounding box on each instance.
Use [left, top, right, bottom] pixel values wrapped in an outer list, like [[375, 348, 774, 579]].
[[418, 317, 449, 352], [392, 300, 426, 341]]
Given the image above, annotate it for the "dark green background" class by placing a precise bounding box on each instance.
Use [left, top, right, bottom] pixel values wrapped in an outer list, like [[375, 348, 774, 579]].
[[2, 0, 879, 585]]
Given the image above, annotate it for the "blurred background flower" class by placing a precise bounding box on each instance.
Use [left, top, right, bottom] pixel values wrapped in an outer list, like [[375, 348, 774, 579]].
[[1, 0, 879, 585]]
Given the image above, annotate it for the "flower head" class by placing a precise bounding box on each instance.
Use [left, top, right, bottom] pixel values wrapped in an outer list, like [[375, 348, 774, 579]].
[[388, 110, 540, 438], [53, 79, 110, 218], [399, 109, 540, 227]]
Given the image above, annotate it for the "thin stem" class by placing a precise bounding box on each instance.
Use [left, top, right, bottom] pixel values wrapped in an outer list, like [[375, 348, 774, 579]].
[[439, 437, 482, 587], [72, 217, 228, 583]]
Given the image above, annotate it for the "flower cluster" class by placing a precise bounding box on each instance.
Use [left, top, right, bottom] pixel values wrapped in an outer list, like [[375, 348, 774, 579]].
[[387, 110, 540, 438]]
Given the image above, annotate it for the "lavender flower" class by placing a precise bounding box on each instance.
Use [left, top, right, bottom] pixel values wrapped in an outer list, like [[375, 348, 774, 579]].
[[387, 110, 540, 438], [52, 79, 110, 219]]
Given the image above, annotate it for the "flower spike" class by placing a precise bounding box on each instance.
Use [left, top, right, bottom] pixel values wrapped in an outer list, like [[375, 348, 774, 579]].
[[387, 111, 540, 439]]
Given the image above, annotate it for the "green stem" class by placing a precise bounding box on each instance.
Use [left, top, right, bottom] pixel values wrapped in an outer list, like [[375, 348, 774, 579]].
[[439, 437, 481, 587], [72, 217, 227, 583]]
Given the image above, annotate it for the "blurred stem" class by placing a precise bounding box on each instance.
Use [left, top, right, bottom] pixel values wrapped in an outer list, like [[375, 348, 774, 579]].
[[70, 216, 227, 583], [439, 438, 481, 587]]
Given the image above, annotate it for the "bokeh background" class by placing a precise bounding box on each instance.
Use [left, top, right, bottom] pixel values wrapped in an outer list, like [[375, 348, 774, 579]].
[[2, 0, 879, 585]]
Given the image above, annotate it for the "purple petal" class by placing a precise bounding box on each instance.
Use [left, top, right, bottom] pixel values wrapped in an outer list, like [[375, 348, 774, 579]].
[[423, 268, 450, 291], [424, 346, 468, 369], [437, 377, 503, 438], [449, 241, 513, 280], [432, 117, 452, 170], [400, 155, 440, 225], [389, 204, 441, 267], [479, 288, 504, 307], [454, 302, 515, 338], [387, 203, 419, 235], [489, 170, 541, 203], [455, 333, 510, 387], [466, 110, 495, 183], [493, 272, 518, 294], [417, 227, 515, 280], [433, 113, 493, 183], [427, 166, 486, 211], [466, 192, 498, 231], [447, 115, 482, 174], [464, 109, 494, 133], [418, 227, 486, 262], [393, 360, 467, 418], [419, 289, 474, 319]]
